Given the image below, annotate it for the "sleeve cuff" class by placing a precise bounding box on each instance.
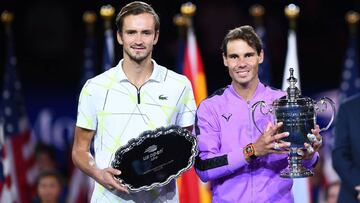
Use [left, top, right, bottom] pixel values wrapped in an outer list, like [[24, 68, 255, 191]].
[[303, 152, 319, 168], [227, 150, 248, 172]]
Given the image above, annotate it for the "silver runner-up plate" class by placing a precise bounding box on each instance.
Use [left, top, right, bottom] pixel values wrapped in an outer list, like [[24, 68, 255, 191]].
[[111, 125, 198, 192]]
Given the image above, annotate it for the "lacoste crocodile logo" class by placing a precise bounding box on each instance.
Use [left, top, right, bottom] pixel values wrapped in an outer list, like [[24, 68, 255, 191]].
[[159, 95, 168, 100], [221, 113, 232, 122]]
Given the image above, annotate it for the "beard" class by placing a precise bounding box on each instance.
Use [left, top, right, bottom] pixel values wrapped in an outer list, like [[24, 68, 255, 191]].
[[124, 46, 153, 63]]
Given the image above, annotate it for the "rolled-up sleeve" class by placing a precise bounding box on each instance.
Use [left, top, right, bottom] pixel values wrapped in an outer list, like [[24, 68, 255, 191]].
[[302, 152, 319, 168]]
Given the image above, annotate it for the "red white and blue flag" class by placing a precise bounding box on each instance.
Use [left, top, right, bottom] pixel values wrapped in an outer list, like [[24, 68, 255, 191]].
[[0, 25, 36, 203], [339, 30, 360, 102], [67, 19, 98, 203]]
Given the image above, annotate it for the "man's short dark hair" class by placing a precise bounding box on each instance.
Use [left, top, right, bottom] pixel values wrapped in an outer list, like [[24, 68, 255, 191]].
[[221, 25, 263, 56], [36, 170, 63, 186], [35, 143, 57, 161], [115, 1, 160, 33]]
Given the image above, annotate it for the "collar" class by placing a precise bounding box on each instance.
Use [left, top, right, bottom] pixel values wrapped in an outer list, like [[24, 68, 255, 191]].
[[114, 59, 163, 83], [229, 81, 266, 101]]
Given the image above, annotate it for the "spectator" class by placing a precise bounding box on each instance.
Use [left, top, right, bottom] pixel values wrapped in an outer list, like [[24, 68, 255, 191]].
[[332, 93, 360, 203], [33, 170, 64, 203]]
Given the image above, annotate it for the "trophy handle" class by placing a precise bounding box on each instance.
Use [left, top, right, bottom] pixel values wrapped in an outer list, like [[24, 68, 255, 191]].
[[315, 97, 336, 132], [251, 101, 272, 134]]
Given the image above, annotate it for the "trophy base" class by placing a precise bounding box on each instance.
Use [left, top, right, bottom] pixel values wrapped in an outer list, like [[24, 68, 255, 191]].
[[280, 147, 315, 178], [280, 166, 314, 178]]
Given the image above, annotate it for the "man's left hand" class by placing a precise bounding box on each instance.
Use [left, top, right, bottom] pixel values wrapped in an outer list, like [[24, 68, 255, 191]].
[[303, 125, 322, 160]]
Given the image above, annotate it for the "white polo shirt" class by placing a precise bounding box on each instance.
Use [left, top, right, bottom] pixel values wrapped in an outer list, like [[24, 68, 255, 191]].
[[76, 59, 196, 203]]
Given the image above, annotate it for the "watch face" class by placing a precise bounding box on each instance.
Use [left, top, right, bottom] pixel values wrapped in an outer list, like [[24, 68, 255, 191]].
[[245, 145, 254, 156]]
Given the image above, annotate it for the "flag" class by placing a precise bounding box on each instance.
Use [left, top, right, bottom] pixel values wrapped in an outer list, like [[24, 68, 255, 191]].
[[1, 24, 36, 203], [67, 20, 98, 203], [282, 29, 301, 90], [67, 169, 91, 203], [319, 21, 360, 199], [102, 26, 114, 71], [0, 122, 4, 183], [183, 26, 208, 106], [175, 34, 186, 74], [282, 28, 311, 203], [80, 33, 97, 87], [176, 24, 211, 203], [0, 119, 13, 202], [339, 31, 360, 102], [256, 25, 272, 86]]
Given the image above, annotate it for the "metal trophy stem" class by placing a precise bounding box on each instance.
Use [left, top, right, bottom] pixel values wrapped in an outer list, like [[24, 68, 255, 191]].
[[280, 148, 314, 178]]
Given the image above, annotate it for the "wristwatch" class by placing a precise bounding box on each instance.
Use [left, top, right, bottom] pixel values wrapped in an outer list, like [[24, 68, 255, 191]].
[[243, 143, 257, 161]]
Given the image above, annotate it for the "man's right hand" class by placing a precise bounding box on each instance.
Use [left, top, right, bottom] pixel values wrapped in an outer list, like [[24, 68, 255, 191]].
[[99, 167, 129, 194], [253, 122, 291, 157]]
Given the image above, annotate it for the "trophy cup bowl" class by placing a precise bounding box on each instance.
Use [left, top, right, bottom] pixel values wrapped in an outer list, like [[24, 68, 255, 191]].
[[273, 97, 316, 148], [251, 68, 335, 178]]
